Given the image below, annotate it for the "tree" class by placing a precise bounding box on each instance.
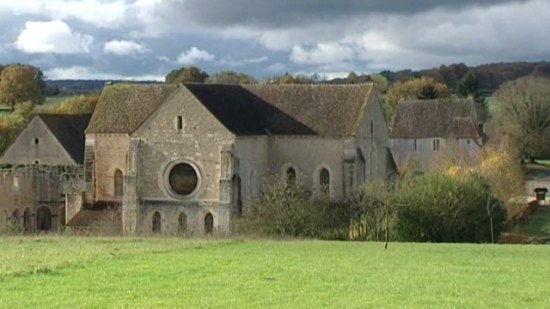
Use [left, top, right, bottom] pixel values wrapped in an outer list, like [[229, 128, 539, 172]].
[[206, 71, 256, 84], [165, 66, 209, 84], [370, 74, 389, 93], [268, 73, 313, 84], [0, 64, 45, 109], [56, 93, 100, 114], [492, 75, 550, 160], [456, 70, 479, 97], [384, 77, 451, 123]]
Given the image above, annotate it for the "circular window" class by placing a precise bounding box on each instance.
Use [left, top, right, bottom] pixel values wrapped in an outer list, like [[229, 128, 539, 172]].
[[168, 163, 199, 196]]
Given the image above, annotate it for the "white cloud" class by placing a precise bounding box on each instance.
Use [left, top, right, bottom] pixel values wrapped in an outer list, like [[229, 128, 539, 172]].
[[104, 40, 147, 56], [217, 56, 268, 67], [0, 0, 128, 29], [15, 20, 93, 54], [264, 63, 286, 73], [46, 65, 164, 81], [290, 42, 355, 65], [177, 47, 215, 65]]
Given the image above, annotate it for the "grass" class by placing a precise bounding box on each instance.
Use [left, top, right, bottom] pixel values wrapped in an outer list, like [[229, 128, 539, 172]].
[[0, 237, 549, 307]]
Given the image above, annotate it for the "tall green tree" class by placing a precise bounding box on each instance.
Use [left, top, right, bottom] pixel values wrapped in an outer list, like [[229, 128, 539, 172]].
[[165, 66, 209, 84], [206, 71, 256, 84], [456, 70, 479, 97], [492, 75, 550, 160], [0, 64, 45, 109]]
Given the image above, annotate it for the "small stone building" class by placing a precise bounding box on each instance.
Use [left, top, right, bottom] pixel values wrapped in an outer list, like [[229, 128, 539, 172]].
[[389, 98, 484, 171], [76, 83, 394, 235], [0, 114, 90, 232]]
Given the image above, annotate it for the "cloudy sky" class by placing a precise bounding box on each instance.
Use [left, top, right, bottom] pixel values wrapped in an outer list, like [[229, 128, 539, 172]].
[[1, 0, 549, 80]]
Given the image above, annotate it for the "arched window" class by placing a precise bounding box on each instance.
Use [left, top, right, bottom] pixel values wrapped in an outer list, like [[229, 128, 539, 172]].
[[320, 168, 330, 195], [204, 213, 214, 234], [36, 207, 52, 231], [232, 175, 242, 216], [152, 212, 161, 233], [286, 167, 296, 186], [23, 208, 32, 232], [178, 212, 187, 233], [114, 169, 123, 197]]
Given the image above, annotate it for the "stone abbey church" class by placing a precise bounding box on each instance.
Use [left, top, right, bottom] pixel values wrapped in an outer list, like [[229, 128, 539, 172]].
[[0, 83, 395, 234]]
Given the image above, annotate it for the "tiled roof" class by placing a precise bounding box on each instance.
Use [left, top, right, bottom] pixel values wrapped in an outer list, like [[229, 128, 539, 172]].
[[243, 84, 373, 136], [390, 98, 481, 139], [88, 83, 375, 137], [38, 113, 92, 163], [86, 83, 178, 134]]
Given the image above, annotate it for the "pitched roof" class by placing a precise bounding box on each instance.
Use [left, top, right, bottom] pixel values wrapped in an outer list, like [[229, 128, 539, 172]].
[[391, 98, 481, 139], [86, 83, 178, 134], [88, 83, 374, 137], [38, 113, 92, 163], [184, 84, 315, 135], [243, 84, 373, 136]]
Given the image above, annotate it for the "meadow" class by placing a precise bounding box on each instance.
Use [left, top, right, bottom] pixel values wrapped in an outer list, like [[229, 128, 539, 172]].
[[0, 237, 548, 308]]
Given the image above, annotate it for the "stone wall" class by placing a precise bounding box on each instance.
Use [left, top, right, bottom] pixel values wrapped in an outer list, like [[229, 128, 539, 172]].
[[127, 87, 236, 234], [88, 134, 129, 201], [0, 165, 83, 232]]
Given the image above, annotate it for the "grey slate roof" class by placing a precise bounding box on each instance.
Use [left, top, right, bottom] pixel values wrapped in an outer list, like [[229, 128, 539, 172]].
[[390, 98, 481, 139], [38, 113, 92, 164], [87, 83, 374, 137]]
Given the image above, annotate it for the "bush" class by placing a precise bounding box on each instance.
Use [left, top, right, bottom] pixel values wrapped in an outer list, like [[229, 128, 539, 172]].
[[346, 182, 393, 241], [393, 173, 506, 243], [240, 179, 349, 239]]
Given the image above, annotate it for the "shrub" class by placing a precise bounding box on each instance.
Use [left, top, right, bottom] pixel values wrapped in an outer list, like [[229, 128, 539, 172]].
[[393, 173, 506, 243], [346, 182, 393, 241], [240, 179, 349, 238]]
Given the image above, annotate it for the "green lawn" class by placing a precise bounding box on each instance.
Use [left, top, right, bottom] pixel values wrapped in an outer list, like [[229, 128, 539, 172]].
[[520, 207, 550, 237], [0, 237, 548, 308]]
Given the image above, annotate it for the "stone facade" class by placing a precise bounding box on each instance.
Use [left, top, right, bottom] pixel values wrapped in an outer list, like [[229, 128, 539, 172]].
[[77, 83, 394, 235], [389, 98, 484, 172]]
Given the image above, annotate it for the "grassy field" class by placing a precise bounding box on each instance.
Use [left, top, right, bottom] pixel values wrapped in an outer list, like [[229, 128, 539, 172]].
[[0, 237, 549, 308]]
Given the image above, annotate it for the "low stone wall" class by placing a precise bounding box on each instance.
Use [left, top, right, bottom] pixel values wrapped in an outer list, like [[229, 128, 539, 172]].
[[0, 165, 84, 232]]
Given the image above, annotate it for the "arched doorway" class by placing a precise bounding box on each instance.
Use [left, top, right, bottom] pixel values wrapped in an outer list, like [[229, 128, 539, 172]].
[[36, 207, 52, 231], [11, 209, 20, 226], [23, 208, 32, 232], [152, 212, 161, 233], [0, 209, 8, 229], [114, 169, 123, 197], [204, 213, 214, 234], [178, 212, 187, 233]]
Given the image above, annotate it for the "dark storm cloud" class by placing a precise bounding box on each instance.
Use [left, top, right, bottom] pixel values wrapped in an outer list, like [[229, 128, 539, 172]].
[[161, 0, 527, 28]]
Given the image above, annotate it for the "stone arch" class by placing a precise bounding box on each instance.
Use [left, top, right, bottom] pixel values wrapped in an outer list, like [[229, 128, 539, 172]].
[[204, 213, 214, 234], [114, 169, 123, 197], [319, 168, 330, 195], [23, 207, 32, 232], [0, 209, 8, 228], [232, 174, 242, 216], [178, 212, 187, 233], [286, 166, 296, 186], [36, 207, 52, 231], [152, 211, 161, 233], [11, 208, 20, 226]]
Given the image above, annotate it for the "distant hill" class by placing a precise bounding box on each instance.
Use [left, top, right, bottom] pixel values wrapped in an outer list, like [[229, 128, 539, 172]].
[[45, 79, 159, 96], [330, 61, 550, 95]]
